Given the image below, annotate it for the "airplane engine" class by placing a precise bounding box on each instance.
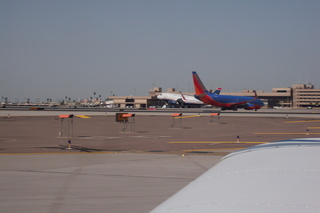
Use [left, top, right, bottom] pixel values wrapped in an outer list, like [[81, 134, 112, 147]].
[[168, 100, 177, 105], [176, 98, 185, 107]]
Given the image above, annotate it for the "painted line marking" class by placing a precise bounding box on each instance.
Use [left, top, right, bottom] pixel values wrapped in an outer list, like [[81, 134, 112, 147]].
[[308, 127, 320, 129], [183, 148, 242, 152], [169, 141, 267, 144], [75, 115, 91, 118], [0, 151, 119, 155], [284, 120, 320, 123], [255, 133, 320, 135], [174, 115, 202, 119]]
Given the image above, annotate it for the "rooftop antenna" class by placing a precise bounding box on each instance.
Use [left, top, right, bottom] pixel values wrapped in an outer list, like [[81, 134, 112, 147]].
[[151, 77, 157, 89], [306, 76, 309, 85]]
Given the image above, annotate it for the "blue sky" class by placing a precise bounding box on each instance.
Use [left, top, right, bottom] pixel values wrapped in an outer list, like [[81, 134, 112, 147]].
[[1, 0, 319, 102]]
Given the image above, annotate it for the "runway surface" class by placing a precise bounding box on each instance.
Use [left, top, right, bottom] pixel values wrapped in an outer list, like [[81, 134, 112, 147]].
[[0, 109, 319, 212], [1, 109, 319, 154], [0, 153, 221, 213]]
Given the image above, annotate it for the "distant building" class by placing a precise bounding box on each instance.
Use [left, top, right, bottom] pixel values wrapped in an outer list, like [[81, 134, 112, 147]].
[[109, 96, 150, 108], [292, 84, 320, 108]]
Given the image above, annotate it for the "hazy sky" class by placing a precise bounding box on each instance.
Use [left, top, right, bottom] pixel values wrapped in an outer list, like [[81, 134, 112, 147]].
[[1, 0, 319, 102]]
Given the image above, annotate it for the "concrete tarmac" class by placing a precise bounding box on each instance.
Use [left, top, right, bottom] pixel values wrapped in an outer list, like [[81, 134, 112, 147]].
[[0, 110, 319, 154], [0, 153, 221, 213], [1, 109, 320, 212]]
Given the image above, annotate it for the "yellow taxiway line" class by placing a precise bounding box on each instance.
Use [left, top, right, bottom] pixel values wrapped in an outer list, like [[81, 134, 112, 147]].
[[75, 115, 91, 118], [174, 115, 202, 119], [284, 120, 320, 123], [183, 148, 242, 152]]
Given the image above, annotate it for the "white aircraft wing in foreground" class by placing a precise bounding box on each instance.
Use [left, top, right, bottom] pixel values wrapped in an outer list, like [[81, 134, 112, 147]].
[[151, 138, 320, 212]]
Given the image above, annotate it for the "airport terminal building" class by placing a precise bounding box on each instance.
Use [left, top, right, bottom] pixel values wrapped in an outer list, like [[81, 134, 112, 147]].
[[108, 84, 320, 109]]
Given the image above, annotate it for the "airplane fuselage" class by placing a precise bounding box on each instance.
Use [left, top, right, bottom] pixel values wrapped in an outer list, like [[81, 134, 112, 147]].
[[210, 94, 263, 110], [157, 93, 204, 108], [195, 93, 264, 110]]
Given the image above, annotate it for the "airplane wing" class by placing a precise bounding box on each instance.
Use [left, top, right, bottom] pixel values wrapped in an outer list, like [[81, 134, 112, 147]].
[[151, 138, 320, 212], [179, 92, 187, 101], [178, 92, 203, 105], [228, 99, 254, 107], [225, 91, 260, 109]]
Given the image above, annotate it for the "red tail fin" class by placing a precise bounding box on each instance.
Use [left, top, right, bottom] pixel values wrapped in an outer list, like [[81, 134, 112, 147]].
[[192, 71, 208, 95]]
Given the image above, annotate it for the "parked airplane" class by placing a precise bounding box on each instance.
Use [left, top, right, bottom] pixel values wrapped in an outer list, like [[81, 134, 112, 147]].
[[151, 138, 320, 212], [157, 88, 222, 108], [192, 71, 264, 111], [157, 92, 203, 108]]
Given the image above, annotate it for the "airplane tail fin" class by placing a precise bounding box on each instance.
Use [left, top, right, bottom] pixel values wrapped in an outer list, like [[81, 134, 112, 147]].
[[192, 71, 208, 95], [213, 88, 221, 95]]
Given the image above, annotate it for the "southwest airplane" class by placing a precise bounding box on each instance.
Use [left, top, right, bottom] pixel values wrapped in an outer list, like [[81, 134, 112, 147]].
[[192, 71, 264, 111]]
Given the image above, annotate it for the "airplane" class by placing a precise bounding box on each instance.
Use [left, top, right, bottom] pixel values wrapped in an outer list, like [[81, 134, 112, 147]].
[[157, 88, 222, 108], [192, 71, 264, 111], [156, 92, 204, 108], [150, 138, 320, 212]]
